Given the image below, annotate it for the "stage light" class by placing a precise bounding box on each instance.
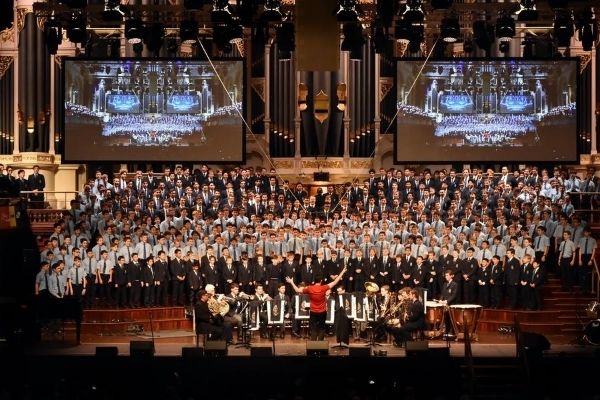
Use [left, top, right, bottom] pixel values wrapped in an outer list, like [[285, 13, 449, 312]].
[[180, 19, 198, 44], [276, 21, 295, 60], [184, 0, 206, 10], [262, 0, 282, 23], [212, 0, 232, 24], [441, 16, 460, 43], [144, 22, 165, 55], [473, 20, 495, 52], [577, 7, 597, 51], [554, 10, 574, 47], [44, 18, 63, 55], [431, 0, 452, 9], [496, 15, 515, 42], [66, 12, 87, 44], [403, 0, 424, 24], [394, 18, 411, 44], [228, 20, 244, 44], [102, 0, 124, 22], [517, 0, 538, 21], [337, 0, 359, 23], [125, 18, 144, 44], [372, 22, 387, 54]]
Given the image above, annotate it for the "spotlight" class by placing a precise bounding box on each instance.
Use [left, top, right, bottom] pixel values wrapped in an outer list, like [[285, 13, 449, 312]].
[[276, 21, 295, 60], [212, 0, 232, 24], [554, 10, 574, 47], [372, 22, 387, 54], [394, 18, 411, 44], [431, 0, 452, 9], [144, 22, 164, 55], [403, 0, 424, 24], [180, 19, 198, 44], [262, 0, 282, 23], [184, 0, 206, 10], [441, 16, 460, 43], [102, 0, 124, 22], [228, 20, 244, 44], [517, 0, 538, 21], [473, 20, 495, 52], [499, 40, 510, 53], [44, 18, 62, 55], [125, 18, 144, 44], [337, 0, 359, 23], [577, 7, 597, 51], [495, 15, 515, 42], [66, 12, 87, 44]]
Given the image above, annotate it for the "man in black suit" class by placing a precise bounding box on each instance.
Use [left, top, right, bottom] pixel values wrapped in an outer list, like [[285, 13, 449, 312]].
[[529, 259, 544, 310], [505, 249, 521, 309], [441, 270, 458, 336], [28, 165, 45, 208], [390, 289, 425, 345], [194, 290, 232, 341]]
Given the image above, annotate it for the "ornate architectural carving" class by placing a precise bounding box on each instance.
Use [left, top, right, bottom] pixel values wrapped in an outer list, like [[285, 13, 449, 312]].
[[396, 41, 408, 57], [579, 53, 592, 73], [272, 160, 294, 169], [0, 56, 14, 79], [313, 90, 329, 123], [379, 77, 393, 101], [36, 16, 46, 31], [235, 39, 245, 57], [54, 55, 62, 68], [251, 78, 265, 102], [350, 160, 372, 169], [302, 160, 343, 169], [17, 7, 32, 33], [0, 24, 15, 43]]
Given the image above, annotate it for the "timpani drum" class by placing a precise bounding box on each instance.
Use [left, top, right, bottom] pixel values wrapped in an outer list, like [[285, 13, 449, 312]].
[[449, 304, 482, 341], [425, 301, 445, 338]]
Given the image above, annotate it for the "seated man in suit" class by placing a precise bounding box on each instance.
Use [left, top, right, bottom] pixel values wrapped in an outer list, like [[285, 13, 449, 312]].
[[390, 289, 425, 346], [194, 290, 233, 344]]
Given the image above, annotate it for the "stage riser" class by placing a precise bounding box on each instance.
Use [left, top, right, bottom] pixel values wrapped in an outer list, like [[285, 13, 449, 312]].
[[65, 319, 192, 335], [82, 307, 186, 323]]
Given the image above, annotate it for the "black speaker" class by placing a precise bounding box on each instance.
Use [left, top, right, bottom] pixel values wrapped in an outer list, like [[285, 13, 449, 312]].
[[306, 340, 329, 357], [520, 332, 551, 352], [130, 340, 154, 358], [182, 347, 204, 358], [204, 340, 227, 357], [250, 345, 273, 357], [95, 346, 118, 358], [348, 346, 371, 357], [313, 172, 329, 182], [405, 341, 429, 356]]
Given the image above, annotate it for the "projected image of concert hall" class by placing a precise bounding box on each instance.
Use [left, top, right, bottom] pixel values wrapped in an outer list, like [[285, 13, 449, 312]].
[[63, 59, 244, 162], [396, 60, 578, 162]]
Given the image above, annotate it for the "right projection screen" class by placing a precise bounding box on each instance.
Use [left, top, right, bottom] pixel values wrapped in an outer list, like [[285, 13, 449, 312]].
[[395, 58, 578, 163]]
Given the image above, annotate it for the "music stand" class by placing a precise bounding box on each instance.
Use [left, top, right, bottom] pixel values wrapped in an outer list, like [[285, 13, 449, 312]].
[[294, 294, 310, 339], [267, 299, 286, 339], [363, 295, 385, 348], [234, 301, 253, 349]]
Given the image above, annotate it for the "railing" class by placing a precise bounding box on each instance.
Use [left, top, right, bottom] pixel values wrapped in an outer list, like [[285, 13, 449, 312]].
[[20, 191, 79, 210]]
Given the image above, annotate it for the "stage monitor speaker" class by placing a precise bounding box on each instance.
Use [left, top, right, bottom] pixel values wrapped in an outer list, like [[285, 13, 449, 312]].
[[95, 346, 118, 358], [348, 346, 371, 357], [405, 341, 429, 356], [130, 340, 154, 358], [306, 340, 329, 357], [182, 347, 204, 358], [204, 340, 228, 357], [313, 172, 330, 182], [250, 345, 273, 357]]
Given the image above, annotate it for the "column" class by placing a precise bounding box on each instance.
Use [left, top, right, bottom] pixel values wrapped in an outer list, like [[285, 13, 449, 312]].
[[374, 53, 381, 145], [342, 49, 350, 156], [264, 44, 271, 143], [295, 69, 301, 158], [592, 48, 597, 154]]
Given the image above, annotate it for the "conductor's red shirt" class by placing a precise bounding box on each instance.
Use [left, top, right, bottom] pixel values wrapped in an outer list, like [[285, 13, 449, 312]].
[[304, 284, 329, 313]]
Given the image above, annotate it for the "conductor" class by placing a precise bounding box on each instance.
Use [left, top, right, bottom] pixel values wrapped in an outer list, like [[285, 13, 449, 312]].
[[286, 266, 347, 340]]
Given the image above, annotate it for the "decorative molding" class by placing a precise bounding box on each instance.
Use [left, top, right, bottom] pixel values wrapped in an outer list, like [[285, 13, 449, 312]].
[[579, 53, 592, 73], [272, 160, 294, 169], [36, 16, 46, 31], [350, 160, 372, 169], [302, 160, 343, 169], [54, 55, 62, 68], [251, 77, 265, 102], [0, 56, 14, 79], [379, 77, 393, 101], [17, 7, 32, 33], [1, 152, 56, 165], [313, 90, 329, 123], [235, 39, 245, 57], [0, 25, 15, 43]]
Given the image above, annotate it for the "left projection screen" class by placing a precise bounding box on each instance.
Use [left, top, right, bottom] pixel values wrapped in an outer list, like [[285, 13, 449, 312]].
[[62, 58, 245, 163]]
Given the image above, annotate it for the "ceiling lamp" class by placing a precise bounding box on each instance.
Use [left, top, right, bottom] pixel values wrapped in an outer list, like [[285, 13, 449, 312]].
[[495, 14, 515, 42], [441, 16, 460, 42], [125, 18, 144, 44], [403, 0, 424, 24], [517, 0, 538, 21], [180, 19, 198, 44]]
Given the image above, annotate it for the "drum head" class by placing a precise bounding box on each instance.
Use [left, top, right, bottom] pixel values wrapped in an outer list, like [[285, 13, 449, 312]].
[[584, 320, 600, 345], [450, 304, 482, 309]]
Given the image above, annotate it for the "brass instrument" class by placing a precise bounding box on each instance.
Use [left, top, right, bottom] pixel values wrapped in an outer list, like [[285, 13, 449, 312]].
[[208, 295, 230, 317], [364, 281, 379, 295], [383, 300, 405, 328]]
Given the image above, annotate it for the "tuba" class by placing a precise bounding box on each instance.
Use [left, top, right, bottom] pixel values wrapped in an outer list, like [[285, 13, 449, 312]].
[[208, 295, 230, 318], [364, 281, 379, 295]]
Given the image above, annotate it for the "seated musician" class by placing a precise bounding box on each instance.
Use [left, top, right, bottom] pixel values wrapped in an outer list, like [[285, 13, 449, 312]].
[[271, 283, 291, 338], [253, 284, 272, 338], [224, 283, 244, 340], [390, 289, 425, 346], [373, 284, 392, 342], [194, 289, 233, 343]]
